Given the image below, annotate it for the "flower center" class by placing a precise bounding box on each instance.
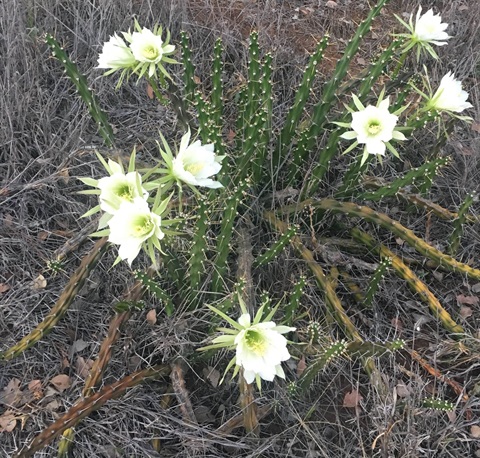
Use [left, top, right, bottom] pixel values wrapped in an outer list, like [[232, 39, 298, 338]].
[[367, 121, 382, 135], [115, 183, 134, 201], [143, 45, 159, 60], [131, 215, 154, 238], [185, 162, 205, 176], [245, 329, 267, 355]]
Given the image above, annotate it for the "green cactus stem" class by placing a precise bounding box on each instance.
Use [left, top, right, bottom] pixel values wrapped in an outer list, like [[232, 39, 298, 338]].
[[180, 31, 197, 103], [448, 192, 475, 256], [289, 0, 391, 182], [254, 224, 297, 267], [276, 35, 329, 161], [422, 398, 455, 411], [0, 237, 108, 361], [299, 340, 348, 391], [45, 34, 114, 146], [284, 274, 306, 325], [363, 258, 392, 307], [351, 228, 464, 334], [357, 157, 450, 201]]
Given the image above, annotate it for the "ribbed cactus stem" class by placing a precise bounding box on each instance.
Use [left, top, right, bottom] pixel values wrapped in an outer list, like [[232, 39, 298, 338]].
[[211, 178, 250, 293], [358, 157, 450, 201], [284, 274, 306, 325], [299, 340, 347, 391], [363, 258, 392, 307], [0, 237, 108, 360], [254, 224, 297, 267], [180, 31, 196, 102], [448, 192, 475, 256], [290, 0, 391, 182], [45, 34, 114, 146], [277, 35, 329, 160]]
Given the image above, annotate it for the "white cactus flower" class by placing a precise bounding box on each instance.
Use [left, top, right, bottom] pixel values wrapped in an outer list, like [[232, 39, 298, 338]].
[[200, 297, 296, 388], [395, 7, 450, 59], [233, 313, 295, 384], [97, 160, 148, 215], [339, 95, 406, 164], [108, 198, 164, 265], [97, 33, 136, 70], [427, 72, 473, 113], [171, 131, 224, 189], [412, 7, 450, 46]]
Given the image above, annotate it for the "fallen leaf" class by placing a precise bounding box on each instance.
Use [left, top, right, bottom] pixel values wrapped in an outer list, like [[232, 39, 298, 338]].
[[202, 366, 221, 388], [50, 374, 71, 393], [146, 83, 154, 100], [226, 129, 236, 143], [356, 57, 366, 66], [193, 75, 202, 85], [446, 409, 457, 423], [37, 231, 49, 241], [456, 294, 479, 305], [343, 389, 363, 408], [1, 378, 22, 407], [45, 399, 60, 412], [32, 274, 47, 290], [395, 237, 405, 246], [28, 380, 43, 400], [146, 309, 157, 325], [472, 283, 480, 293], [75, 356, 94, 379], [395, 383, 410, 398], [471, 121, 480, 133], [71, 339, 89, 354], [326, 0, 337, 8], [58, 168, 70, 184], [296, 355, 307, 377], [459, 306, 473, 319], [471, 425, 480, 438], [0, 411, 16, 433], [0, 283, 10, 294]]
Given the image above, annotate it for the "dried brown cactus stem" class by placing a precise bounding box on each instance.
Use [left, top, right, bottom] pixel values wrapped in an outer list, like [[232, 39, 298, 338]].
[[351, 228, 464, 335], [0, 237, 108, 361], [83, 267, 152, 395], [280, 199, 480, 281], [15, 365, 170, 458], [265, 212, 387, 394]]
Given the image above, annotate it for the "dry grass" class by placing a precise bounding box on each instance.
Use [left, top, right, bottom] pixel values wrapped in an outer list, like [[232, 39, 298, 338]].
[[1, 0, 480, 457]]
